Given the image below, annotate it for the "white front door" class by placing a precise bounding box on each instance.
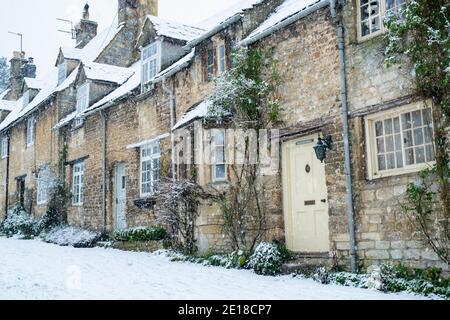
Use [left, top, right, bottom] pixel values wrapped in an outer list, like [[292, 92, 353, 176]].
[[115, 164, 127, 231], [282, 134, 330, 253]]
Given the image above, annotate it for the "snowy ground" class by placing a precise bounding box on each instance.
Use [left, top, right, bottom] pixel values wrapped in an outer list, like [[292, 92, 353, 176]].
[[0, 237, 431, 300]]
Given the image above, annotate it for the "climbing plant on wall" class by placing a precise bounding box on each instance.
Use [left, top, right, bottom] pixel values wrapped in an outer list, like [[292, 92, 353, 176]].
[[385, 0, 449, 265], [209, 47, 283, 253]]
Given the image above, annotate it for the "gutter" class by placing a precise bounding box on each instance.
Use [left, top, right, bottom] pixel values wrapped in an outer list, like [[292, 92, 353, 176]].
[[4, 133, 10, 218], [240, 0, 330, 47], [330, 0, 358, 273], [161, 77, 177, 183], [101, 110, 107, 233]]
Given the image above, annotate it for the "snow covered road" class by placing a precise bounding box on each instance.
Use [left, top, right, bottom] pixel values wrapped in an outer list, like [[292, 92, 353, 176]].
[[0, 238, 428, 300]]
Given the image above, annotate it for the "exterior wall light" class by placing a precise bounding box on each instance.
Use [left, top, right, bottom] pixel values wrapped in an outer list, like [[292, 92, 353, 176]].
[[314, 134, 333, 163]]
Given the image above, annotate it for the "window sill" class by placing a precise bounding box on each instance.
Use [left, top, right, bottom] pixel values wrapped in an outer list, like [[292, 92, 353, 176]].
[[72, 203, 83, 207], [368, 162, 436, 181], [133, 197, 156, 209]]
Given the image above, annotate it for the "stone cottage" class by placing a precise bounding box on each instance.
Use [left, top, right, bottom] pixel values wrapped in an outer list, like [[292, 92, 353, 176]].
[[0, 0, 447, 271]]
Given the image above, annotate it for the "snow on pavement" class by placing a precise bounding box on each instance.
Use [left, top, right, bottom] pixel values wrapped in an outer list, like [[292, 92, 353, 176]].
[[0, 238, 428, 300]]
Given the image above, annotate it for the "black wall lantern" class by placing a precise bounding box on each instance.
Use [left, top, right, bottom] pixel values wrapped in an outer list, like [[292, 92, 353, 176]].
[[313, 134, 333, 163]]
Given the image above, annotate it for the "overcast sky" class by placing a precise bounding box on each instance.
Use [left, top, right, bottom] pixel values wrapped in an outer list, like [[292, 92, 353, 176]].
[[0, 0, 243, 77]]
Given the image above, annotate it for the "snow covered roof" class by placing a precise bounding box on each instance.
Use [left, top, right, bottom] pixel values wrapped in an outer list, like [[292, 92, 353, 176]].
[[85, 61, 141, 114], [241, 0, 328, 46], [82, 62, 135, 84], [199, 0, 264, 30], [0, 20, 125, 133], [0, 99, 16, 112], [53, 111, 77, 131], [172, 100, 211, 131], [24, 77, 44, 90], [87, 49, 196, 114], [145, 15, 206, 42], [59, 20, 123, 64], [0, 89, 10, 100], [154, 49, 195, 82]]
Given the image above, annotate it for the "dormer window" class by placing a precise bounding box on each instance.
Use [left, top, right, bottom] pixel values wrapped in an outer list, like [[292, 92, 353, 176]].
[[22, 90, 30, 108], [1, 136, 8, 159], [26, 116, 35, 147], [206, 42, 227, 81], [141, 42, 161, 91], [76, 83, 90, 114], [58, 61, 67, 85]]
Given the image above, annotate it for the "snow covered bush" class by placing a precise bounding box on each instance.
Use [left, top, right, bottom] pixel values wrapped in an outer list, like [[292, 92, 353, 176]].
[[43, 226, 101, 248], [114, 226, 166, 242], [248, 242, 283, 276], [0, 207, 40, 238], [306, 264, 449, 299], [37, 207, 63, 233]]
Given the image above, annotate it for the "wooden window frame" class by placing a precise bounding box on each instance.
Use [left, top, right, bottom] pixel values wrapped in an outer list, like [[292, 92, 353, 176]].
[[58, 61, 67, 85], [357, 0, 406, 42], [72, 161, 84, 206], [26, 116, 35, 147], [211, 129, 227, 182], [140, 142, 161, 197], [1, 136, 8, 159], [141, 41, 161, 92], [365, 101, 436, 180]]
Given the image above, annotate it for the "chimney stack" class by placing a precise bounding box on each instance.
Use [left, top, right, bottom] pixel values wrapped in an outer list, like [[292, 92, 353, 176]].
[[75, 4, 98, 49], [8, 51, 27, 100], [22, 57, 36, 78], [118, 0, 158, 27]]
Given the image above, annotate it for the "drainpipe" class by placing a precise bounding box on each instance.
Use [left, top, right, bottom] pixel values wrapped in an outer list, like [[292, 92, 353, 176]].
[[330, 0, 358, 273], [4, 133, 10, 218], [161, 77, 177, 183], [101, 110, 107, 233]]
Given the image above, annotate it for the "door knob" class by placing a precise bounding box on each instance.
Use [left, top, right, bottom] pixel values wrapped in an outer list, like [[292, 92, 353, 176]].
[[321, 199, 327, 203]]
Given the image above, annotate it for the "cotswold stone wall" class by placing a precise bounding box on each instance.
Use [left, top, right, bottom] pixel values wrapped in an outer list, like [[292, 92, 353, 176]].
[[2, 101, 59, 218], [341, 1, 446, 270]]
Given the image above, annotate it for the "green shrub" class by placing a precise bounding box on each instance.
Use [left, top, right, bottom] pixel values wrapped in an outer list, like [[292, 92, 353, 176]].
[[248, 242, 283, 276], [37, 207, 62, 233], [272, 240, 293, 263], [114, 226, 167, 242]]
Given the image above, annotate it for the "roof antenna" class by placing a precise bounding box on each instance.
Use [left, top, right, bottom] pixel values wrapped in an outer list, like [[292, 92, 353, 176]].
[[57, 18, 76, 40], [8, 31, 23, 53]]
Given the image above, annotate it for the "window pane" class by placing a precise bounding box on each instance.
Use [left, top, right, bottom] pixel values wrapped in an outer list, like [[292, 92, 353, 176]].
[[426, 144, 435, 162], [371, 17, 380, 33], [385, 136, 394, 152], [384, 119, 393, 135], [215, 164, 225, 179], [361, 4, 369, 20], [394, 134, 402, 151], [377, 155, 386, 171], [386, 153, 396, 170], [412, 110, 422, 127], [396, 151, 404, 168], [405, 148, 415, 165], [415, 146, 425, 163], [414, 128, 424, 145], [404, 130, 413, 147], [375, 121, 383, 137], [393, 117, 400, 133], [376, 137, 385, 153], [402, 113, 411, 129]]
